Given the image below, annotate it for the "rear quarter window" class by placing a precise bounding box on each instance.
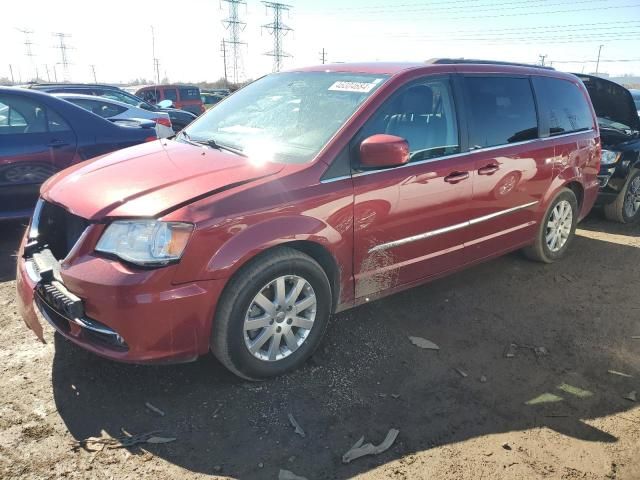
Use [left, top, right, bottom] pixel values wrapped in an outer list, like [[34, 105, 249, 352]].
[[179, 87, 200, 100], [164, 89, 178, 101], [533, 77, 593, 136]]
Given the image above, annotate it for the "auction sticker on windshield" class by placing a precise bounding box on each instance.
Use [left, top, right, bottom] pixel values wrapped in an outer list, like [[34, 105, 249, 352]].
[[328, 80, 381, 93]]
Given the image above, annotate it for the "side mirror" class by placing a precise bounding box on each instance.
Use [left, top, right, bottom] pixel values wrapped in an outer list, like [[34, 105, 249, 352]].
[[359, 134, 409, 169], [157, 99, 173, 108]]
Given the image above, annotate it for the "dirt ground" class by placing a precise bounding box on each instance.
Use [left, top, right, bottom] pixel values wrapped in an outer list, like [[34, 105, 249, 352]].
[[0, 213, 638, 480]]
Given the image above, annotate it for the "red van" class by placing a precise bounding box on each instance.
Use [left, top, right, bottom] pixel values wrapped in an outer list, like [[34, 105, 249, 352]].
[[17, 60, 600, 379], [136, 85, 204, 115]]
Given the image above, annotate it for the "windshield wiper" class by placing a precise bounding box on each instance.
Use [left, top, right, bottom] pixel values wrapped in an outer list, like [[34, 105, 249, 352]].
[[195, 138, 247, 157], [178, 131, 246, 156]]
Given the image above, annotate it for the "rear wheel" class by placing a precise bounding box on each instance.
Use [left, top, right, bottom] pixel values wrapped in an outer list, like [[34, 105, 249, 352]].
[[524, 188, 578, 263], [211, 247, 331, 380], [604, 169, 640, 223]]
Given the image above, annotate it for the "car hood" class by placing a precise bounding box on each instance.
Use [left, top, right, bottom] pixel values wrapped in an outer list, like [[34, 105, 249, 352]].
[[575, 74, 640, 132], [41, 140, 284, 220]]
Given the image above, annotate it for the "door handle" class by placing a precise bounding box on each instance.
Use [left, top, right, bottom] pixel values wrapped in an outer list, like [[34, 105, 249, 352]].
[[48, 140, 69, 148], [444, 171, 469, 184], [478, 163, 500, 175]]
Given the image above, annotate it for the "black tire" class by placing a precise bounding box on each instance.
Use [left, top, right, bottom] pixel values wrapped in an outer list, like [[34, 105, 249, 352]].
[[211, 247, 332, 380], [603, 169, 640, 224], [523, 188, 578, 263]]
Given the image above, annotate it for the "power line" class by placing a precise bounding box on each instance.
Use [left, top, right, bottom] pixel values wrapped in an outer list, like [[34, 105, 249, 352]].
[[337, 2, 640, 21], [262, 2, 293, 72], [222, 0, 247, 84], [336, 0, 602, 15], [52, 32, 71, 82]]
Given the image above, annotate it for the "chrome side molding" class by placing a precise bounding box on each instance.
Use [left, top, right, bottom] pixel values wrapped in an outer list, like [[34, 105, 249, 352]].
[[369, 201, 538, 253]]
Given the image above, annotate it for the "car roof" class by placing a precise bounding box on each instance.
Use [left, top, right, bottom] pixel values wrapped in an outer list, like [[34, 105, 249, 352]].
[[288, 59, 567, 77], [52, 93, 133, 108], [138, 84, 200, 89]]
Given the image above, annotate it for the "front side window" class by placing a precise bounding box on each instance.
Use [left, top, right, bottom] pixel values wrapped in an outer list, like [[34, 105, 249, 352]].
[[465, 76, 538, 149], [183, 72, 388, 164], [357, 77, 460, 163], [534, 77, 593, 136], [164, 88, 178, 101]]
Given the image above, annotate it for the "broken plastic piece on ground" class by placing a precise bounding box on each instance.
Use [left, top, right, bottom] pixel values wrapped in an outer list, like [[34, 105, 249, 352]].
[[408, 336, 439, 350], [608, 370, 633, 378], [557, 383, 592, 398], [480, 375, 488, 383], [504, 343, 518, 358], [145, 402, 166, 416], [288, 413, 306, 438], [623, 391, 637, 402], [631, 336, 640, 339], [455, 368, 468, 378], [279, 469, 308, 480], [525, 393, 564, 405], [391, 394, 400, 399], [342, 428, 399, 464]]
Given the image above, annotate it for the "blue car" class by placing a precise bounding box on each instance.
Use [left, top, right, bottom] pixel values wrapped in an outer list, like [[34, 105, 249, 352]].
[[0, 87, 158, 220]]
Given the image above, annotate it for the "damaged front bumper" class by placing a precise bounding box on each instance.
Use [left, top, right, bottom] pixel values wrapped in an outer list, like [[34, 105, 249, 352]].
[[15, 229, 226, 364]]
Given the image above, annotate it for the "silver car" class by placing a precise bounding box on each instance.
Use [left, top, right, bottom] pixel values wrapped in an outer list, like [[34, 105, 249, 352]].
[[53, 93, 174, 138]]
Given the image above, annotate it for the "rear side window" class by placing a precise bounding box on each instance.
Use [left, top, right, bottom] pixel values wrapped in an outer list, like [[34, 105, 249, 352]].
[[69, 98, 127, 118], [534, 77, 593, 136], [0, 95, 69, 134], [164, 88, 178, 101], [179, 87, 200, 100], [464, 76, 538, 149]]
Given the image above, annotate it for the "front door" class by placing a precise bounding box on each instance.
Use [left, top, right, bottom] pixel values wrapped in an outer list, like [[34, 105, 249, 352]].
[[352, 76, 473, 299]]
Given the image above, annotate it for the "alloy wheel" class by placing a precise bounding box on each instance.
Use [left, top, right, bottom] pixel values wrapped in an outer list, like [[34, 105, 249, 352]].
[[623, 175, 640, 219], [243, 275, 317, 362], [545, 199, 573, 252], [3, 164, 56, 183]]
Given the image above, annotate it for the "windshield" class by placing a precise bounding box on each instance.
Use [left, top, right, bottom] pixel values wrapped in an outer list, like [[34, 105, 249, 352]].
[[598, 116, 634, 132], [182, 72, 388, 163]]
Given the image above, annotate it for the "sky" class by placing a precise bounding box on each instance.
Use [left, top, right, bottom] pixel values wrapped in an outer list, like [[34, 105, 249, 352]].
[[2, 0, 640, 84]]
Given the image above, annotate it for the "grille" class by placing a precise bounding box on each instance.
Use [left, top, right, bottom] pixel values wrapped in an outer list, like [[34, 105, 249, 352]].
[[34, 201, 89, 260]]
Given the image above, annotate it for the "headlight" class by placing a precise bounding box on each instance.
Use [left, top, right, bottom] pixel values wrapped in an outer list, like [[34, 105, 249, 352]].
[[601, 149, 621, 165], [96, 220, 193, 266]]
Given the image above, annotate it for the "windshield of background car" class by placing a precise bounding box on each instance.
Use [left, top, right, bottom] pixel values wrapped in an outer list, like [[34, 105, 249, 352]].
[[598, 116, 633, 132], [183, 72, 389, 164]]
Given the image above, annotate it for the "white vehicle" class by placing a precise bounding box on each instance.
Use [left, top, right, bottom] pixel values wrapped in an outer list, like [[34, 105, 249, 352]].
[[53, 93, 174, 138]]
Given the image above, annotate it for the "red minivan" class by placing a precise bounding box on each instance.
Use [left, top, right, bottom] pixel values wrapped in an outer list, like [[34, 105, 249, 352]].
[[16, 60, 600, 379], [135, 85, 204, 115]]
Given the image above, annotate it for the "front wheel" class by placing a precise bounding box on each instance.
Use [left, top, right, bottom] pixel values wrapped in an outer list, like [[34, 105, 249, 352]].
[[604, 169, 640, 224], [211, 247, 332, 380], [524, 188, 578, 263]]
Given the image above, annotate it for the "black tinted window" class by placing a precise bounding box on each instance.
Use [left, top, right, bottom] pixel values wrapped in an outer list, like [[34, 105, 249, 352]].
[[465, 76, 538, 148], [534, 77, 593, 136], [164, 89, 178, 101], [179, 87, 200, 100]]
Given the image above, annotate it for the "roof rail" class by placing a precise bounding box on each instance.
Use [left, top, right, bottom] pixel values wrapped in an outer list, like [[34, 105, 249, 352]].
[[426, 58, 555, 70]]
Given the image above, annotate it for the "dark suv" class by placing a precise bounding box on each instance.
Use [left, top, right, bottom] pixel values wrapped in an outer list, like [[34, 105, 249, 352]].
[[576, 75, 640, 223], [27, 84, 197, 132]]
